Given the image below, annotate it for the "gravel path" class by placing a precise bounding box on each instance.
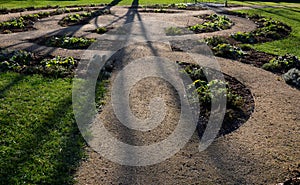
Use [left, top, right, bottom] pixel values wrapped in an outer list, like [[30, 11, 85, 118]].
[[0, 5, 299, 185]]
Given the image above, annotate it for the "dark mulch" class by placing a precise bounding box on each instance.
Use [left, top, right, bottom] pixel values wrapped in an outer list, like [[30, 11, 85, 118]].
[[197, 73, 254, 138]]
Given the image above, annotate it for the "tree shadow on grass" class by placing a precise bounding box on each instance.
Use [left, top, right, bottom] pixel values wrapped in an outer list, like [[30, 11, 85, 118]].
[[0, 74, 84, 184]]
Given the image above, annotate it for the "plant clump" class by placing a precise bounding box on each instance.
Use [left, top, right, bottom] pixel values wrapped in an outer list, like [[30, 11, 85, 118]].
[[59, 9, 110, 26], [282, 68, 300, 89], [212, 43, 246, 60], [262, 54, 300, 73], [0, 49, 77, 77], [189, 14, 234, 33], [180, 63, 244, 108], [95, 26, 108, 34], [204, 36, 229, 47], [177, 62, 253, 137], [45, 36, 96, 49]]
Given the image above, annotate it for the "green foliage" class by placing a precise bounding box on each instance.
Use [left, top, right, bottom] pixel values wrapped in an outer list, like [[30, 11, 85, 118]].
[[230, 16, 291, 44], [0, 8, 91, 33], [59, 9, 109, 26], [0, 50, 34, 71], [41, 56, 76, 77], [282, 68, 300, 88], [95, 26, 107, 34], [0, 17, 25, 31], [255, 18, 291, 39], [0, 49, 77, 77], [60, 12, 92, 25], [189, 14, 233, 33], [262, 54, 300, 72], [231, 32, 257, 44], [45, 36, 96, 49], [204, 36, 228, 47], [176, 3, 187, 9], [181, 63, 244, 108], [212, 43, 246, 59]]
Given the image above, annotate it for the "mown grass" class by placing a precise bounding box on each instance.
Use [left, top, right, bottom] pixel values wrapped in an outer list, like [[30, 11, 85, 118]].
[[0, 72, 86, 184], [0, 0, 192, 9], [0, 0, 299, 9], [235, 7, 300, 57]]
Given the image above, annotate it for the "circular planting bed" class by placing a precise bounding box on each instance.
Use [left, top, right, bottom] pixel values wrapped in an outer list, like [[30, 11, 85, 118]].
[[178, 62, 254, 138]]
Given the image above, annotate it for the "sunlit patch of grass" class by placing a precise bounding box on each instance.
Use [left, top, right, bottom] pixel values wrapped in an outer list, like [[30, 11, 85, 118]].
[[0, 72, 106, 184]]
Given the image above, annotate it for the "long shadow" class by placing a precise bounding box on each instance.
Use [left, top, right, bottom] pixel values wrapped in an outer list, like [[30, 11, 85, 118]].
[[1, 83, 83, 184], [258, 7, 300, 22], [0, 73, 24, 98], [18, 0, 125, 57]]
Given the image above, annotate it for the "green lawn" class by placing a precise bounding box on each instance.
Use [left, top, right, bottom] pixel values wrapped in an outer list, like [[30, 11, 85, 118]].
[[0, 0, 191, 9], [236, 7, 300, 57], [0, 72, 85, 184], [1, 0, 299, 9]]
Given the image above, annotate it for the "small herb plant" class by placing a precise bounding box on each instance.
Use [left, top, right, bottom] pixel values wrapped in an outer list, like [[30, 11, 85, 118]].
[[212, 43, 246, 60], [282, 68, 300, 88], [41, 56, 76, 77], [262, 54, 300, 73], [204, 36, 229, 47], [95, 26, 108, 34], [45, 36, 96, 49], [189, 14, 234, 33], [231, 32, 257, 44]]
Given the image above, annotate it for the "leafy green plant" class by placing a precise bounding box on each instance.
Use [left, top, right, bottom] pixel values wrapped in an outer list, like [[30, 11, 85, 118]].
[[179, 63, 244, 108], [176, 3, 187, 9], [95, 26, 107, 34], [282, 68, 300, 88], [59, 9, 109, 26], [41, 56, 76, 77], [212, 43, 246, 59], [0, 17, 25, 30], [231, 32, 257, 44], [189, 14, 233, 33], [262, 54, 300, 72], [204, 36, 228, 47], [0, 50, 34, 71], [0, 49, 77, 77], [45, 36, 96, 49]]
